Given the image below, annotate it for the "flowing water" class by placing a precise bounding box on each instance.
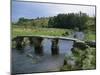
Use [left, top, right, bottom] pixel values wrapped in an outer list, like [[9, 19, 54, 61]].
[[12, 32, 84, 74]]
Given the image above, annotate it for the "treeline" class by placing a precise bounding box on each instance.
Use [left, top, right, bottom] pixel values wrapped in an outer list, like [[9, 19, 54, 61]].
[[13, 12, 95, 31], [49, 12, 89, 30], [14, 17, 49, 28]]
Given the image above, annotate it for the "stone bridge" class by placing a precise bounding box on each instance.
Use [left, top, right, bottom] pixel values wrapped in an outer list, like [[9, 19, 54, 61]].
[[12, 35, 85, 56], [12, 35, 89, 74]]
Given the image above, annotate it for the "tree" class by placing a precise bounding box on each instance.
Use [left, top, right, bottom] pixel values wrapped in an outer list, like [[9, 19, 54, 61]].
[[48, 12, 89, 31]]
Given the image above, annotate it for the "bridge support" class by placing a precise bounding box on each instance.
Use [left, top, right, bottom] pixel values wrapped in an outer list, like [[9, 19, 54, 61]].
[[51, 38, 59, 55], [29, 37, 34, 46], [15, 37, 24, 50], [31, 37, 43, 55]]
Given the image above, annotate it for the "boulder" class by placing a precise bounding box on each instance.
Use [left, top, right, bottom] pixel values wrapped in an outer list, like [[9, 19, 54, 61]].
[[85, 40, 96, 47], [73, 41, 88, 50]]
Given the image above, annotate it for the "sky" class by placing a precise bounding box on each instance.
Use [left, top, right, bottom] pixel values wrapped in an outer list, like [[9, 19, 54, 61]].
[[12, 1, 96, 22]]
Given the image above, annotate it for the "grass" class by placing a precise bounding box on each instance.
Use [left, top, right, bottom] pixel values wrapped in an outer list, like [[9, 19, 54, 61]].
[[85, 31, 96, 41], [12, 27, 72, 38], [12, 26, 96, 41]]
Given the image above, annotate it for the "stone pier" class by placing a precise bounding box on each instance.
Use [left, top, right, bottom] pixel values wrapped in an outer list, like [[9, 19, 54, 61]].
[[31, 37, 43, 55], [51, 38, 59, 55], [15, 36, 24, 50]]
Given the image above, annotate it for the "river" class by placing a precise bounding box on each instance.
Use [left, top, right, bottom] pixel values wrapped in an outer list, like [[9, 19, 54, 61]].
[[12, 31, 84, 74]]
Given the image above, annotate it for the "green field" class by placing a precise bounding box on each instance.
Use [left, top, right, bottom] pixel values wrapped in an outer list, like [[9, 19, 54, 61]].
[[12, 24, 96, 41], [12, 27, 73, 38], [12, 27, 95, 41], [84, 31, 96, 41]]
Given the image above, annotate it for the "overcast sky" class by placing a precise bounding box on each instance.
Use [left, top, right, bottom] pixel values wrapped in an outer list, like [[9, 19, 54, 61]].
[[12, 1, 95, 22]]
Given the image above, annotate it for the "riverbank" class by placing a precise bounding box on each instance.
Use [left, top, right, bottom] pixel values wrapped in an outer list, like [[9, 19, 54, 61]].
[[12, 27, 95, 41]]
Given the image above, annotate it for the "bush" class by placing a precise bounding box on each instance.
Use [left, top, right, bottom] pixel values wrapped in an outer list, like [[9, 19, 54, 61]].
[[61, 46, 96, 71]]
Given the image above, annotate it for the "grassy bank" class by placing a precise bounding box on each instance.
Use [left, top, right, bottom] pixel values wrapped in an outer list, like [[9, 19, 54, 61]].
[[84, 31, 96, 41], [12, 26, 96, 41], [60, 47, 96, 71], [12, 27, 72, 38]]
